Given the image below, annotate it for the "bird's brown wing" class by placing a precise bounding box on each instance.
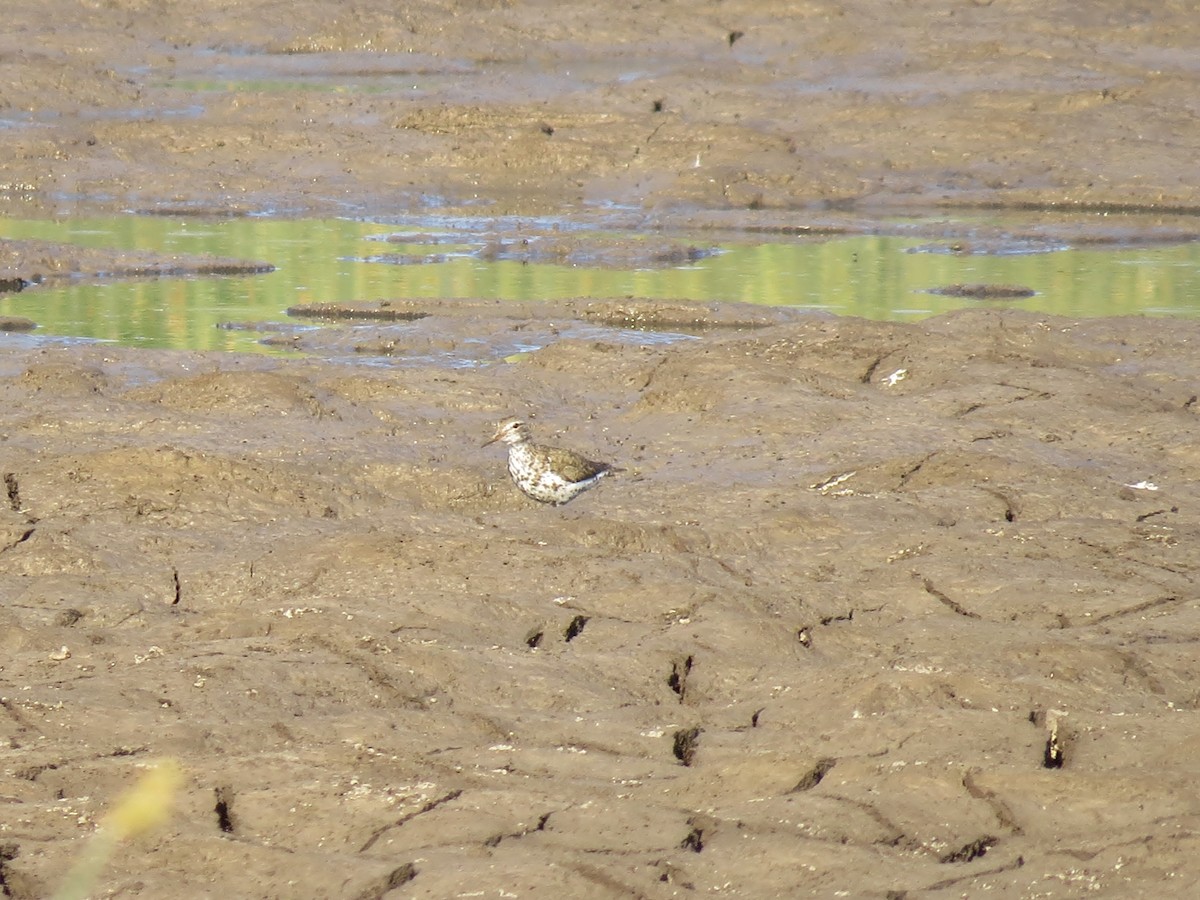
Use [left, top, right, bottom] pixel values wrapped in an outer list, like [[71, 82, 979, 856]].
[[544, 446, 611, 482]]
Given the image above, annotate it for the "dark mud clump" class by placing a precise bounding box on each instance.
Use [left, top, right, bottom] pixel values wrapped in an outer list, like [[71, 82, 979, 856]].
[[0, 238, 273, 284], [927, 283, 1037, 299], [286, 300, 432, 322]]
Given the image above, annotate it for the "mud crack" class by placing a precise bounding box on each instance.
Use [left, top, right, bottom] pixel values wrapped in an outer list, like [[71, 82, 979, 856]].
[[484, 811, 552, 848], [939, 834, 997, 863], [790, 757, 837, 793], [921, 578, 981, 619], [962, 769, 1023, 835], [359, 789, 464, 852], [351, 863, 417, 900]]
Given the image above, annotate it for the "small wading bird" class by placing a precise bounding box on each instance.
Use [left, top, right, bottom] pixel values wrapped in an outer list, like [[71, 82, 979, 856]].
[[484, 417, 618, 506]]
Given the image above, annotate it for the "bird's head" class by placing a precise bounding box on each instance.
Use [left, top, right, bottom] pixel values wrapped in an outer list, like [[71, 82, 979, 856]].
[[483, 417, 531, 447]]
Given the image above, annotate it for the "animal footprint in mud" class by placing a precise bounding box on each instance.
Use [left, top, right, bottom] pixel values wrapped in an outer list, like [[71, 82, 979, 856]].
[[214, 785, 236, 834], [672, 726, 702, 767], [4, 473, 21, 511], [1030, 708, 1070, 769], [523, 615, 590, 649], [563, 615, 588, 642], [667, 655, 694, 702]]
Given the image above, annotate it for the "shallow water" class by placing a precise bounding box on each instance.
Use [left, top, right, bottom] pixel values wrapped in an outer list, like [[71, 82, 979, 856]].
[[1, 215, 1198, 354]]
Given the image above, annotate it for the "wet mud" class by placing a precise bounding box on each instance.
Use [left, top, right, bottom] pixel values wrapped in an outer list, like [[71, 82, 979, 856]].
[[3, 2, 1200, 899], [5, 309, 1200, 898], [2, 1, 1200, 219], [0, 238, 273, 287]]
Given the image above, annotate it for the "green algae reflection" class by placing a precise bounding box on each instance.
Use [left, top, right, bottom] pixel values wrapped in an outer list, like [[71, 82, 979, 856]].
[[0, 215, 1197, 353]]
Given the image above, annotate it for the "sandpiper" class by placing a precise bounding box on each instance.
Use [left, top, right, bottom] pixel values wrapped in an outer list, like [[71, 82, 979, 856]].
[[483, 417, 617, 506]]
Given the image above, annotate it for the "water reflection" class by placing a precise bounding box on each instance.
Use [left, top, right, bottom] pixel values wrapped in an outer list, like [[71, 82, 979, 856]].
[[0, 215, 1198, 353]]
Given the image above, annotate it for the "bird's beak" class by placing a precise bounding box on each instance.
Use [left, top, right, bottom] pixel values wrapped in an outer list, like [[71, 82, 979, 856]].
[[482, 432, 500, 448]]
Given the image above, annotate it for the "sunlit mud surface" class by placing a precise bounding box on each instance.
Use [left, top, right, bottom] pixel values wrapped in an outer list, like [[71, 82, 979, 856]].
[[3, 2, 1200, 898]]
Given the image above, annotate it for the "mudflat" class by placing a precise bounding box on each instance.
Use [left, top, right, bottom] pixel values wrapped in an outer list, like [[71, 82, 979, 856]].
[[3, 2, 1200, 898]]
